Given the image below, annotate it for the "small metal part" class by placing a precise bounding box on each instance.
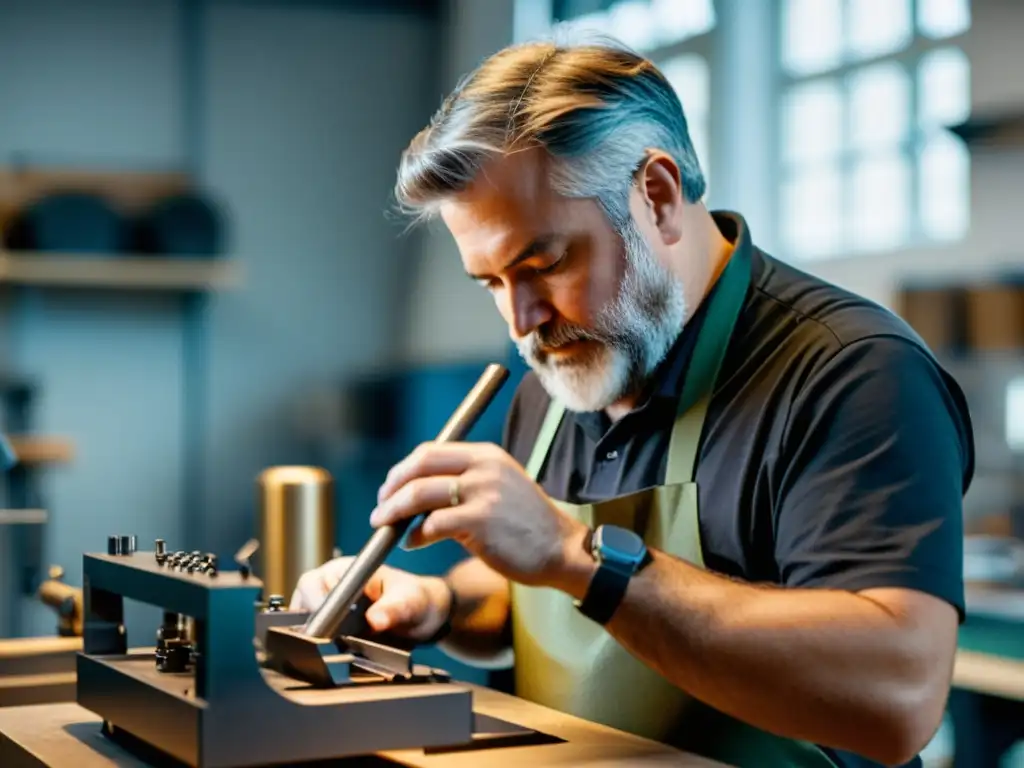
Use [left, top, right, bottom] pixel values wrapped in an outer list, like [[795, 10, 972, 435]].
[[108, 536, 121, 556], [119, 535, 136, 555], [267, 595, 285, 612], [234, 538, 259, 579], [155, 539, 167, 565], [155, 637, 194, 673]]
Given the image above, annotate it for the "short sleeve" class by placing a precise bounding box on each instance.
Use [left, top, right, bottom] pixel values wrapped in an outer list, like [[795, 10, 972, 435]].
[[773, 335, 974, 621]]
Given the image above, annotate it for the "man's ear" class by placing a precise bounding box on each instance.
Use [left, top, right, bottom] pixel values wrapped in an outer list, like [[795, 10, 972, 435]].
[[634, 151, 684, 245]]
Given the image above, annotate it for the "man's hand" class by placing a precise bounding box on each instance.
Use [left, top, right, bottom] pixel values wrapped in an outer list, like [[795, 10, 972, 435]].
[[290, 556, 452, 641], [369, 441, 595, 593]]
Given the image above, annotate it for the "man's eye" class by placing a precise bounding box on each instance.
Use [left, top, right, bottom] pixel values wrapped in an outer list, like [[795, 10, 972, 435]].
[[535, 254, 565, 275]]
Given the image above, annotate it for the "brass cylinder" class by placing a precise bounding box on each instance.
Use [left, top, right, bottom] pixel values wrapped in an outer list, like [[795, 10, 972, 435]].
[[255, 466, 335, 601]]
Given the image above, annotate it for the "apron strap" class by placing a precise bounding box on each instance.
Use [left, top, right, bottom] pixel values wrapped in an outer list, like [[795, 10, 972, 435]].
[[525, 397, 566, 482], [664, 395, 709, 486]]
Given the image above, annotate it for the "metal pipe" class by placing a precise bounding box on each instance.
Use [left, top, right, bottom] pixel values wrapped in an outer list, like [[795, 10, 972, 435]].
[[256, 466, 334, 601], [302, 363, 509, 639]]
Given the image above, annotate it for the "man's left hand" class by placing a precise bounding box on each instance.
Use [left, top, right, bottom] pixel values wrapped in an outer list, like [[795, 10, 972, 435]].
[[369, 442, 593, 593]]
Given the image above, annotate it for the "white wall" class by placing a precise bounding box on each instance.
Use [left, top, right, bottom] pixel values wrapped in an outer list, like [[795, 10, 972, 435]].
[[200, 1, 439, 559], [401, 0, 517, 365], [798, 0, 1024, 310], [0, 0, 439, 636]]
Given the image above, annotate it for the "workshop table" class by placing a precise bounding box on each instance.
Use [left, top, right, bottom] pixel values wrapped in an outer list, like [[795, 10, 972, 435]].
[[0, 683, 729, 767], [948, 585, 1024, 767]]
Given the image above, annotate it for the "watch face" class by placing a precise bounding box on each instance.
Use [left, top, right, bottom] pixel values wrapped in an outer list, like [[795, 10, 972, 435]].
[[596, 525, 645, 559]]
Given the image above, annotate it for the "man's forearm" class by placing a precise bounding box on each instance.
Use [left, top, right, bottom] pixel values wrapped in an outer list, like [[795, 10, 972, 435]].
[[438, 557, 511, 660], [552, 548, 956, 765]]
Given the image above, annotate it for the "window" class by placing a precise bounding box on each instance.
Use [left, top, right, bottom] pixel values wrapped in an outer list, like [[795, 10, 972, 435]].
[[779, 0, 972, 261], [523, 0, 717, 195]]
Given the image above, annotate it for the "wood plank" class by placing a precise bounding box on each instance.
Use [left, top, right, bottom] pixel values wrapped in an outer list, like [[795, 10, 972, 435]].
[[0, 509, 47, 525], [953, 650, 1024, 700], [0, 638, 81, 660], [0, 253, 239, 291], [0, 674, 77, 709], [0, 687, 727, 767], [7, 437, 74, 465], [0, 168, 190, 221]]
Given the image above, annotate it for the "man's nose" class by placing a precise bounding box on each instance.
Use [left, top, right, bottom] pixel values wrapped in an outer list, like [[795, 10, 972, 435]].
[[507, 283, 553, 340]]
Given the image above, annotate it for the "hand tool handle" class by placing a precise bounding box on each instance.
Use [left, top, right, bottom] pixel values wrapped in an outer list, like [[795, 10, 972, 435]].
[[301, 363, 509, 639]]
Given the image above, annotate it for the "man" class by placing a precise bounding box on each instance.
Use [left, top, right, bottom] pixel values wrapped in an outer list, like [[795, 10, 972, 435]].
[[293, 32, 973, 768]]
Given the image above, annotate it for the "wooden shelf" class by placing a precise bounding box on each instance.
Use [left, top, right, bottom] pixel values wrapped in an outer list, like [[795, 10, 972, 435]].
[[0, 509, 46, 525], [0, 167, 190, 223], [0, 252, 240, 291], [7, 437, 73, 465], [954, 649, 1024, 700]]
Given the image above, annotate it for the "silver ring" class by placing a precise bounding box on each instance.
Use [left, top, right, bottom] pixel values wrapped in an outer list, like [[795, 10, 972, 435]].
[[449, 478, 461, 507]]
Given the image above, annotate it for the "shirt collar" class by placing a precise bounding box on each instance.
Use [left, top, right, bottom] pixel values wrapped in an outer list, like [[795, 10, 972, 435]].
[[571, 210, 752, 439]]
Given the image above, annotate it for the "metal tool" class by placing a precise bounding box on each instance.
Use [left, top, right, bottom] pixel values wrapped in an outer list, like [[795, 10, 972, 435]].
[[301, 363, 509, 640], [76, 536, 478, 767]]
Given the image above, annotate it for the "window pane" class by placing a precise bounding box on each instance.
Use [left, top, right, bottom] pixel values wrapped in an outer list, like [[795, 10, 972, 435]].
[[607, 1, 659, 52], [848, 151, 911, 252], [650, 0, 716, 45], [848, 62, 911, 151], [782, 79, 843, 165], [660, 54, 709, 120], [918, 0, 971, 39], [919, 47, 971, 130], [781, 164, 843, 259], [919, 132, 970, 241], [848, 0, 912, 60], [782, 0, 843, 76]]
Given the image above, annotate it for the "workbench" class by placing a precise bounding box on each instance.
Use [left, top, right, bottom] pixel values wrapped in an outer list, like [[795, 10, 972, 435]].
[[948, 585, 1024, 767], [0, 683, 727, 767]]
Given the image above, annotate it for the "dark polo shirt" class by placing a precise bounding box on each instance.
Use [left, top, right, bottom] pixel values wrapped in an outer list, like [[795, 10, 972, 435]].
[[501, 211, 974, 768]]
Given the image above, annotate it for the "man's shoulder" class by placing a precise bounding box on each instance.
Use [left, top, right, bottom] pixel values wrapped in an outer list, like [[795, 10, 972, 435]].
[[750, 249, 934, 362]]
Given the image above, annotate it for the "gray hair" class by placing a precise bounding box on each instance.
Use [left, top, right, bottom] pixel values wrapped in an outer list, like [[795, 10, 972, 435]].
[[394, 30, 706, 230]]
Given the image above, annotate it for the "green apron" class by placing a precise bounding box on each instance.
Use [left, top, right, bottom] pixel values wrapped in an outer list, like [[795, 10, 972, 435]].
[[509, 243, 839, 767]]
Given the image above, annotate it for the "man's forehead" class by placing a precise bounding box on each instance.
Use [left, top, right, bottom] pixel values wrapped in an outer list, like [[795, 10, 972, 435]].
[[439, 149, 571, 266], [446, 148, 562, 224]]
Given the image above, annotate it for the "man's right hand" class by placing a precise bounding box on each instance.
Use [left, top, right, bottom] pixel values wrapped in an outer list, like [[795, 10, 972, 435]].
[[289, 557, 453, 642]]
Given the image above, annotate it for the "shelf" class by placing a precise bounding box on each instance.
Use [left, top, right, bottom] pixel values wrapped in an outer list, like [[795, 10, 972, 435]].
[[0, 509, 46, 525], [0, 252, 240, 291], [0, 167, 190, 222], [954, 649, 1024, 700], [7, 437, 74, 465]]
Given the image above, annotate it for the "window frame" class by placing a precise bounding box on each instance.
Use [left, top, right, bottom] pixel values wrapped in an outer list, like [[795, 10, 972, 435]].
[[775, 0, 972, 262]]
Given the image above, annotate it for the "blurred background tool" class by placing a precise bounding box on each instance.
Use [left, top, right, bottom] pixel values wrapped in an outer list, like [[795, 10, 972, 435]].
[[255, 466, 335, 603]]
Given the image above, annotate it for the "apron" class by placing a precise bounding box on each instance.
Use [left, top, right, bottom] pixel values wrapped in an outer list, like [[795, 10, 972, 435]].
[[509, 242, 839, 767]]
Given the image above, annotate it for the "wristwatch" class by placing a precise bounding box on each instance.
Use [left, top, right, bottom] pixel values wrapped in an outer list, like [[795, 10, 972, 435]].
[[576, 524, 651, 625]]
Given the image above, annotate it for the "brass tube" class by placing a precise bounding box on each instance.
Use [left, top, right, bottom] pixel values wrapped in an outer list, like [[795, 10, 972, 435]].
[[256, 466, 335, 600]]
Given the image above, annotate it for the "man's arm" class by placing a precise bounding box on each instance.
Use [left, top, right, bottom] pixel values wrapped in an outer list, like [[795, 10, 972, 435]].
[[554, 550, 957, 766], [433, 377, 531, 666], [549, 336, 971, 766], [434, 557, 513, 665]]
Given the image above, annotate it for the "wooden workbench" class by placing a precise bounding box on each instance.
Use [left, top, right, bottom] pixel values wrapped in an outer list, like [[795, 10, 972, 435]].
[[0, 684, 727, 767]]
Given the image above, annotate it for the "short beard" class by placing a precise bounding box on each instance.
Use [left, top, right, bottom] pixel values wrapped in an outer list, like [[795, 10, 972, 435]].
[[516, 216, 687, 413]]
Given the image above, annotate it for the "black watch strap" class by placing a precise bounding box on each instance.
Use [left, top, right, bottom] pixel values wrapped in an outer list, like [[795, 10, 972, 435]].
[[577, 562, 630, 625]]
